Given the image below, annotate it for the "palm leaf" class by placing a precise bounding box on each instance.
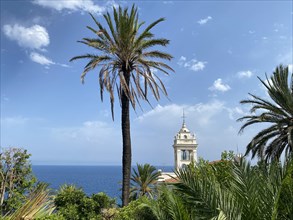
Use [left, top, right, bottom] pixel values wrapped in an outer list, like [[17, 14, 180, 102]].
[[238, 65, 293, 162], [5, 183, 55, 219]]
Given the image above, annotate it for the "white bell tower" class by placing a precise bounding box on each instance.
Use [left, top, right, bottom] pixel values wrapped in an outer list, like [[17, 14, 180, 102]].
[[173, 112, 198, 170]]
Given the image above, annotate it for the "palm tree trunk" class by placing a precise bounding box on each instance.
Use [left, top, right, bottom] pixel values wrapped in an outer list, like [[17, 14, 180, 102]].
[[121, 72, 131, 207]]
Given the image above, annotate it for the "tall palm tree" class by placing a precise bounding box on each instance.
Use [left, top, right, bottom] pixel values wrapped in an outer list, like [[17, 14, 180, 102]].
[[238, 65, 293, 162], [130, 163, 160, 200], [70, 5, 173, 206]]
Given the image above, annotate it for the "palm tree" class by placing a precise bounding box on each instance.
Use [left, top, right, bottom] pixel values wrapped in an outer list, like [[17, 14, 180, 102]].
[[70, 5, 173, 206], [130, 163, 160, 200], [238, 65, 293, 162], [147, 158, 293, 219]]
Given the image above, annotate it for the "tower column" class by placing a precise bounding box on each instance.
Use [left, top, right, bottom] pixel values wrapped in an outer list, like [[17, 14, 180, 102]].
[[176, 149, 181, 170], [193, 150, 197, 163]]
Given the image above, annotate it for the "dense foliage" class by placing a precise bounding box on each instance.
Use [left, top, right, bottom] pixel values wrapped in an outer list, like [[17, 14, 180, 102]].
[[54, 185, 116, 220], [238, 64, 293, 162], [114, 196, 155, 220], [70, 4, 173, 206], [1, 152, 292, 219], [0, 147, 37, 215], [146, 157, 293, 219]]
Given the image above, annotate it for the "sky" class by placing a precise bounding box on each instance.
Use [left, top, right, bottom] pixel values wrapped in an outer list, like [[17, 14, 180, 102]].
[[1, 0, 292, 166]]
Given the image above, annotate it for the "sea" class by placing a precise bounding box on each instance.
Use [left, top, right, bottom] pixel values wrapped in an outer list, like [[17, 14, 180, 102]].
[[32, 165, 173, 201]]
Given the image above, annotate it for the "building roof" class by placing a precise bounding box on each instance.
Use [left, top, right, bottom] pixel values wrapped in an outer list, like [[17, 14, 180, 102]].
[[158, 172, 180, 183]]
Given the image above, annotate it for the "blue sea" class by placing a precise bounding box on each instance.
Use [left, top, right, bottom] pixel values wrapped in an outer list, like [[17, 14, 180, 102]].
[[32, 165, 173, 200]]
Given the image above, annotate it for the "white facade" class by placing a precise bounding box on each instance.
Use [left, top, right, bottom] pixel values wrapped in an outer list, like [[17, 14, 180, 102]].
[[173, 120, 198, 170]]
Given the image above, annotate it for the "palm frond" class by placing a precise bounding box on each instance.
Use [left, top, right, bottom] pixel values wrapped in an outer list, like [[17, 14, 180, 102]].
[[6, 183, 55, 219], [238, 64, 293, 162], [70, 5, 173, 118]]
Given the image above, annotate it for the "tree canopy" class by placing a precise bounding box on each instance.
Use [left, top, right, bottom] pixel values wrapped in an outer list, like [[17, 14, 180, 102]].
[[0, 147, 37, 215], [70, 4, 174, 119]]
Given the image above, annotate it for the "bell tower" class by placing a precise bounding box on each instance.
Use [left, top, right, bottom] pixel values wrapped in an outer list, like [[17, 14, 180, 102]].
[[173, 112, 198, 170]]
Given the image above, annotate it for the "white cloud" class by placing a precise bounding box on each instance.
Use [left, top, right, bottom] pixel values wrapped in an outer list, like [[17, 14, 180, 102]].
[[178, 56, 207, 72], [1, 116, 29, 127], [136, 101, 242, 129], [237, 70, 253, 78], [163, 1, 174, 4], [30, 52, 55, 66], [30, 52, 69, 67], [51, 120, 119, 144], [178, 56, 186, 63], [209, 78, 231, 92], [248, 30, 255, 34], [198, 16, 212, 25], [60, 63, 70, 68], [187, 60, 206, 71], [105, 0, 119, 9], [32, 0, 105, 14], [2, 23, 69, 67], [226, 107, 246, 120], [3, 24, 49, 50]]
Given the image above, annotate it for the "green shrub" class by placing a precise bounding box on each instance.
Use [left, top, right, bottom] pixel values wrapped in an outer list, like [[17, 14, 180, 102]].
[[54, 185, 115, 220], [36, 213, 65, 220], [115, 196, 155, 220]]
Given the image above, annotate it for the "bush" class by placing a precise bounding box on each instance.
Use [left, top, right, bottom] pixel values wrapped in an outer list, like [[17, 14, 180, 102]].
[[36, 214, 66, 220], [114, 196, 155, 220], [54, 185, 115, 220]]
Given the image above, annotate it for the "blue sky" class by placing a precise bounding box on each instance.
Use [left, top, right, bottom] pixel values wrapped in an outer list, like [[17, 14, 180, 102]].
[[1, 0, 292, 165]]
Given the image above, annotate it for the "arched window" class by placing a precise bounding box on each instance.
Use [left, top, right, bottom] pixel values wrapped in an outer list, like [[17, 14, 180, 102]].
[[182, 150, 190, 160], [182, 150, 187, 160]]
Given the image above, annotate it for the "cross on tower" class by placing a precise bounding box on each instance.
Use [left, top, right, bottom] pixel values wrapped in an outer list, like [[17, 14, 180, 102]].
[[182, 109, 187, 126]]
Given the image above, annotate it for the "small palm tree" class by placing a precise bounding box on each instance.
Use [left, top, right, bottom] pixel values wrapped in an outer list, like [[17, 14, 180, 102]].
[[130, 163, 160, 200], [238, 65, 293, 162], [70, 5, 173, 206]]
